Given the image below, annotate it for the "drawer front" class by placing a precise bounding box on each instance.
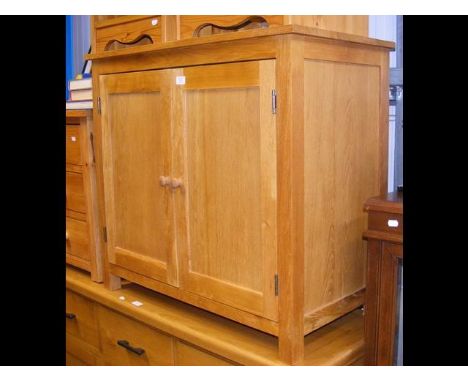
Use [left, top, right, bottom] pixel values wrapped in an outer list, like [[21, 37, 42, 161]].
[[96, 16, 162, 52], [368, 211, 403, 236], [66, 352, 88, 366], [66, 334, 101, 366], [175, 341, 237, 366], [66, 171, 86, 214], [66, 126, 82, 165], [66, 218, 90, 261], [98, 305, 174, 366], [66, 290, 99, 349]]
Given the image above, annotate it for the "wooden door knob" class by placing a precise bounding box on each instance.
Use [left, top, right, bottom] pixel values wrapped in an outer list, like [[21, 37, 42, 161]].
[[66, 231, 69, 240], [170, 178, 183, 189], [159, 176, 171, 187]]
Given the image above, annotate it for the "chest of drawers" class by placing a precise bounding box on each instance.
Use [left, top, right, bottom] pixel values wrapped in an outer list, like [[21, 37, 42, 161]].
[[66, 110, 102, 282], [66, 266, 364, 366]]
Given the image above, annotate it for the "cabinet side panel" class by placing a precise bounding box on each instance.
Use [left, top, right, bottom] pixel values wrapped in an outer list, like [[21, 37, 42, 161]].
[[304, 60, 380, 314]]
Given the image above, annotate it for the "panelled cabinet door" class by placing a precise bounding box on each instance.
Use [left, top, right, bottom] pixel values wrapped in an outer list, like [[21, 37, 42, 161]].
[[99, 70, 178, 286], [173, 61, 278, 320]]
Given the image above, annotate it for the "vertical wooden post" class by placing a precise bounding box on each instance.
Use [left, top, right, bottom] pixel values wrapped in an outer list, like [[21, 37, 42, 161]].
[[276, 35, 305, 365], [90, 63, 121, 291], [80, 111, 103, 282], [379, 53, 390, 194], [161, 16, 179, 42], [89, 16, 97, 54], [364, 240, 381, 365]]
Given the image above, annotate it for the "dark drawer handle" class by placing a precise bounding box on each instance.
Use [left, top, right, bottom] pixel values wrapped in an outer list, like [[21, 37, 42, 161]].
[[66, 313, 76, 320], [117, 340, 145, 356]]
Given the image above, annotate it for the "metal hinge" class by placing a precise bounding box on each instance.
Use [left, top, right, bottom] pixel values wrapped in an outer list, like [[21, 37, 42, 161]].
[[103, 226, 107, 243], [274, 274, 279, 296], [97, 97, 101, 114], [272, 90, 277, 114]]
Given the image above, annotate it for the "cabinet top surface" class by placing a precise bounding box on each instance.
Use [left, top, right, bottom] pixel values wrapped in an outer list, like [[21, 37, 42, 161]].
[[66, 266, 363, 365], [364, 191, 403, 214], [86, 24, 394, 62]]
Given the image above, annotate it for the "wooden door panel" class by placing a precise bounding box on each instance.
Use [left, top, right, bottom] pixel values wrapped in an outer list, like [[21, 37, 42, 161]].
[[100, 70, 178, 286], [174, 60, 278, 320], [186, 87, 263, 289]]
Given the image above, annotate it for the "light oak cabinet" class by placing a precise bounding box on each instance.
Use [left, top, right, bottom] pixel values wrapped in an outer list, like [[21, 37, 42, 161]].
[[89, 21, 393, 364]]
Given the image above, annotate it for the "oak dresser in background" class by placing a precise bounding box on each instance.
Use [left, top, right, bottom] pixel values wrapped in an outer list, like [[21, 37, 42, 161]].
[[363, 191, 403, 365], [66, 110, 103, 282]]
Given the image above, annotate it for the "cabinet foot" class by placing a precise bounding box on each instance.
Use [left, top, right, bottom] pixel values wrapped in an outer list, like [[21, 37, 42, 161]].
[[105, 273, 122, 290]]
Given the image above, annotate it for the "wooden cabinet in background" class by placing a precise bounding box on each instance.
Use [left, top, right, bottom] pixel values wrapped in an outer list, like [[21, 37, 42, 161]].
[[176, 15, 369, 40], [90, 15, 369, 54], [88, 17, 394, 365], [363, 192, 403, 365], [66, 110, 103, 282]]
